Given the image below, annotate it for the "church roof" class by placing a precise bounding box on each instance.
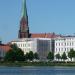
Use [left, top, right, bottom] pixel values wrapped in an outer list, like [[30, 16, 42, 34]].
[[31, 33, 60, 38]]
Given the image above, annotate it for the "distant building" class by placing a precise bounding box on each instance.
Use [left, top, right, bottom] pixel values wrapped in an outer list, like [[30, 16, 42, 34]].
[[54, 36, 75, 61], [11, 0, 61, 60], [11, 38, 53, 60], [13, 0, 59, 60], [0, 44, 11, 59], [18, 0, 59, 39], [9, 0, 75, 61]]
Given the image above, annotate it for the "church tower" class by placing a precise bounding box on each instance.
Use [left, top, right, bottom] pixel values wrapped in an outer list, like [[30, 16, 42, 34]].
[[18, 0, 30, 38]]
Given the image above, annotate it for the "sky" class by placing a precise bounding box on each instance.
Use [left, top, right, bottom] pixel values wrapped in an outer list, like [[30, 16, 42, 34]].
[[0, 0, 75, 43]]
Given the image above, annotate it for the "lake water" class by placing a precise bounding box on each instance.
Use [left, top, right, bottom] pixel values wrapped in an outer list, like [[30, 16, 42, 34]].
[[0, 66, 75, 75]]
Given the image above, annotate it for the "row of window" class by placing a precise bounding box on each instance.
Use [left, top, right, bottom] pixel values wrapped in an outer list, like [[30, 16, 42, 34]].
[[17, 43, 31, 47], [22, 48, 31, 52], [55, 48, 72, 52], [56, 38, 75, 41], [55, 42, 74, 46]]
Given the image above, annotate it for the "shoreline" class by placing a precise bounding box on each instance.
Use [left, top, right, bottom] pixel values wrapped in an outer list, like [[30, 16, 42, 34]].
[[0, 61, 75, 67]]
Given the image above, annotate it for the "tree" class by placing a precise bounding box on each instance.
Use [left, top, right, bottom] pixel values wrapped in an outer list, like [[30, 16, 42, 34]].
[[61, 52, 67, 61], [55, 53, 61, 61], [4, 50, 16, 61], [25, 53, 29, 61], [47, 52, 54, 61], [28, 51, 34, 61], [4, 44, 24, 61], [68, 48, 75, 61], [34, 53, 39, 60], [15, 48, 24, 61]]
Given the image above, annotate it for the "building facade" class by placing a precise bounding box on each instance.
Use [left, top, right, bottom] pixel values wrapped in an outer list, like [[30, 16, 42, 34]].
[[11, 38, 53, 60], [0, 44, 11, 59], [54, 36, 75, 61], [14, 0, 58, 60]]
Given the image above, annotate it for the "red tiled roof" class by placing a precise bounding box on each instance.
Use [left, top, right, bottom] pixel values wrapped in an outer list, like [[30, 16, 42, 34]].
[[31, 33, 60, 38], [0, 44, 11, 52]]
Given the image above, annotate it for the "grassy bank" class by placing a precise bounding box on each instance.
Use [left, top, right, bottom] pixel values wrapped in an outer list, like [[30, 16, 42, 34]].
[[0, 61, 75, 67]]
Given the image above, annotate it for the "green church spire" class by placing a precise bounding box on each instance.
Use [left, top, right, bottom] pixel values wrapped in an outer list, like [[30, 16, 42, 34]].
[[21, 0, 27, 19], [19, 0, 29, 38]]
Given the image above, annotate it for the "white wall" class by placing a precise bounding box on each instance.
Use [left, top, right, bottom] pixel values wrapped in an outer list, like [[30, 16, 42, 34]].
[[54, 37, 75, 61], [11, 38, 52, 60], [11, 38, 37, 54]]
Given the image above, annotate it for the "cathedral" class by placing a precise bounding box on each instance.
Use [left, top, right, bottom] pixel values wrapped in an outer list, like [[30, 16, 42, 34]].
[[11, 0, 59, 60], [11, 0, 75, 61], [0, 0, 75, 61], [18, 0, 58, 39]]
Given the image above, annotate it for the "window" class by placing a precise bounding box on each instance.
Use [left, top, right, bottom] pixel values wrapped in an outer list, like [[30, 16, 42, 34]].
[[21, 44, 22, 47], [59, 48, 60, 51], [70, 43, 71, 46], [25, 44, 26, 47], [23, 44, 24, 47], [72, 42, 74, 46], [61, 43, 63, 46], [65, 48, 66, 51], [59, 43, 60, 46], [65, 43, 66, 46], [56, 48, 57, 52], [56, 43, 57, 46], [67, 43, 68, 46], [19, 44, 20, 47]]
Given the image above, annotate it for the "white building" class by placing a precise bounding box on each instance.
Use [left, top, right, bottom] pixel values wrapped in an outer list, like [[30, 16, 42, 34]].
[[11, 38, 37, 54], [54, 36, 75, 61], [11, 38, 53, 60]]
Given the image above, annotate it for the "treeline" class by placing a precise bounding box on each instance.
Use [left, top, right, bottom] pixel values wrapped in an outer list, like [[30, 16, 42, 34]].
[[4, 44, 39, 62], [55, 48, 75, 61], [4, 44, 75, 62]]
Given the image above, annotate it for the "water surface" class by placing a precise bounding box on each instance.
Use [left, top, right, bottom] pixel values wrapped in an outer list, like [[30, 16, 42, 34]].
[[0, 66, 75, 75]]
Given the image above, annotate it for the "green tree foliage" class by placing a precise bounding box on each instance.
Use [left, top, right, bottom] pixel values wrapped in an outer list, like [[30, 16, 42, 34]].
[[55, 53, 61, 61], [10, 44, 18, 50], [47, 52, 54, 61], [28, 51, 34, 61], [25, 53, 29, 61], [4, 50, 16, 61], [34, 53, 39, 59], [25, 52, 39, 61], [68, 48, 75, 61], [61, 52, 67, 61], [4, 44, 24, 61], [15, 48, 24, 61]]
